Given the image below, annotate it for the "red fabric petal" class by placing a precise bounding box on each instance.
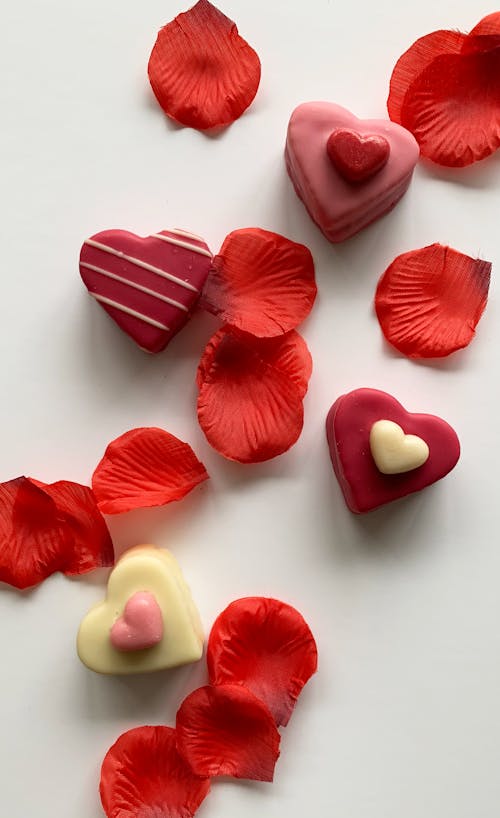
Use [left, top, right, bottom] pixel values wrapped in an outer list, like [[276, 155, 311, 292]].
[[148, 0, 261, 130], [470, 12, 500, 37], [461, 33, 500, 55], [0, 477, 114, 590], [100, 726, 210, 818], [387, 29, 465, 124], [207, 597, 318, 727], [176, 684, 281, 781], [32, 480, 114, 575], [400, 46, 500, 166], [0, 478, 68, 590], [375, 243, 491, 358], [92, 428, 209, 514], [197, 327, 311, 463], [197, 327, 312, 399], [201, 228, 317, 337]]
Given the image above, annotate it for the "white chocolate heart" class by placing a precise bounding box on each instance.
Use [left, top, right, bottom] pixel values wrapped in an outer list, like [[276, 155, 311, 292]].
[[369, 420, 429, 475], [77, 545, 203, 675]]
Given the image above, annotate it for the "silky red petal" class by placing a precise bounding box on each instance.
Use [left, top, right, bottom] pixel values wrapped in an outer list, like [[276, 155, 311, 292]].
[[197, 327, 310, 463], [0, 478, 70, 589], [375, 243, 491, 358], [257, 330, 313, 399], [197, 327, 312, 399], [92, 428, 209, 514], [400, 48, 500, 166], [461, 33, 500, 54], [201, 228, 316, 337], [148, 0, 261, 130], [387, 30, 465, 124], [32, 480, 114, 574], [469, 12, 500, 36], [207, 597, 318, 727], [176, 684, 280, 781], [100, 726, 210, 818]]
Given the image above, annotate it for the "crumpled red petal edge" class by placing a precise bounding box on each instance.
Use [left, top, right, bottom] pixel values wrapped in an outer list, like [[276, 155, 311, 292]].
[[0, 477, 113, 590], [100, 725, 211, 818], [207, 597, 318, 726], [387, 30, 465, 124], [375, 243, 491, 358], [469, 12, 500, 37], [148, 0, 261, 130], [197, 326, 312, 463], [200, 228, 317, 337], [388, 13, 500, 166], [92, 427, 209, 514], [176, 684, 281, 781]]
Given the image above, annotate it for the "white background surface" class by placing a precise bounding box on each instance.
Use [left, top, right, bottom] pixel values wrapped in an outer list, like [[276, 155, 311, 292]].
[[1, 1, 500, 816]]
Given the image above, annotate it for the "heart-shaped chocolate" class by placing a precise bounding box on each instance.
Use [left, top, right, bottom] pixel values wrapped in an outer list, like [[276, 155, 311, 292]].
[[110, 591, 163, 652], [77, 546, 204, 674], [326, 128, 390, 182], [79, 228, 212, 353], [326, 389, 460, 513], [285, 102, 419, 242]]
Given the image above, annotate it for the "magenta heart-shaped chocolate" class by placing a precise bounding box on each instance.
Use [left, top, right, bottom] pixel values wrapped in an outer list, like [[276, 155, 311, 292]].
[[110, 591, 164, 652], [326, 388, 460, 513], [326, 128, 390, 182], [285, 102, 419, 242], [80, 228, 212, 353]]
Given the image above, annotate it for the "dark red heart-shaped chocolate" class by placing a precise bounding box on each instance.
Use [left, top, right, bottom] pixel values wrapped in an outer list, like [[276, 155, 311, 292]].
[[327, 128, 391, 182], [326, 388, 460, 513], [80, 228, 212, 353]]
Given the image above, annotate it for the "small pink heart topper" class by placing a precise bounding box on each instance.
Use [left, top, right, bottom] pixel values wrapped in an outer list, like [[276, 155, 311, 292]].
[[326, 128, 390, 183], [110, 591, 164, 652]]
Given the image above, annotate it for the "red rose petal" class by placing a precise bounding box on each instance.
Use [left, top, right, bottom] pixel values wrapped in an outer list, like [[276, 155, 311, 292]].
[[148, 0, 261, 130], [375, 243, 491, 358], [92, 428, 209, 514], [0, 477, 113, 590], [32, 480, 114, 575], [470, 12, 500, 37], [400, 46, 500, 166], [197, 327, 312, 398], [387, 29, 465, 124], [100, 726, 210, 818], [461, 33, 500, 55], [0, 478, 68, 590], [176, 684, 281, 781], [207, 597, 318, 727], [201, 228, 316, 337], [197, 327, 311, 463]]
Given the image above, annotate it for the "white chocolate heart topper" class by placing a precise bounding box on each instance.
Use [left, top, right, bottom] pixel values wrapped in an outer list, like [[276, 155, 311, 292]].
[[77, 545, 203, 675], [369, 420, 430, 475]]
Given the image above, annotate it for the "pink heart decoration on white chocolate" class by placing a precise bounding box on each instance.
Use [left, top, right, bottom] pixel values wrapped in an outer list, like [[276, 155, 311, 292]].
[[79, 228, 212, 353], [110, 591, 164, 652]]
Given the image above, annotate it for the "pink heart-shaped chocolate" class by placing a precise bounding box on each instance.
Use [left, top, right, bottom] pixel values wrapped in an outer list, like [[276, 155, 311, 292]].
[[326, 389, 460, 513], [326, 128, 390, 182], [110, 591, 164, 652], [80, 228, 212, 353], [285, 102, 419, 242]]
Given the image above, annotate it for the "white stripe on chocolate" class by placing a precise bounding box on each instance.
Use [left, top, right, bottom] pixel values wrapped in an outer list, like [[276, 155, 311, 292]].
[[90, 294, 170, 331], [80, 262, 189, 312], [153, 232, 212, 258], [171, 227, 207, 242], [84, 239, 199, 292]]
